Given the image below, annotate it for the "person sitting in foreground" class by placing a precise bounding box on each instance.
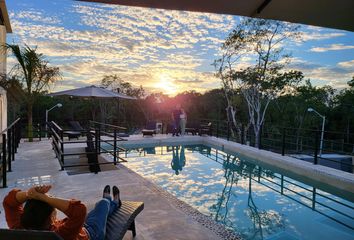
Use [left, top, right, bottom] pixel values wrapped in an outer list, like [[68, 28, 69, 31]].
[[3, 184, 122, 240]]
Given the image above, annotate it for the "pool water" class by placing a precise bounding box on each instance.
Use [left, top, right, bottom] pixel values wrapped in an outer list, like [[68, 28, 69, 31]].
[[120, 144, 354, 240]]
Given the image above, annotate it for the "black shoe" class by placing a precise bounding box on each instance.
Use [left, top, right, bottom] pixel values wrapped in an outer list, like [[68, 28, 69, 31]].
[[103, 185, 110, 198], [113, 186, 122, 208]]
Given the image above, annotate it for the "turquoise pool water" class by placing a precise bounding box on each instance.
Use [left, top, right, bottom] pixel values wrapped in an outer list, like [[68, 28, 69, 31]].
[[120, 144, 354, 240]]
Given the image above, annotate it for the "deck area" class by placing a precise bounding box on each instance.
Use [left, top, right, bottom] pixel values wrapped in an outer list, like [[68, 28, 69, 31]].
[[0, 139, 226, 240]]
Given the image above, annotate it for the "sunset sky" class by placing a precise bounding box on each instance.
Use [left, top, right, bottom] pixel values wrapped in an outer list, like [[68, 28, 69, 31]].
[[6, 0, 354, 96]]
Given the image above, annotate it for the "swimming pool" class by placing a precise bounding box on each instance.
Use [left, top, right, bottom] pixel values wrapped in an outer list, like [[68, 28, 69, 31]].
[[120, 144, 354, 240]]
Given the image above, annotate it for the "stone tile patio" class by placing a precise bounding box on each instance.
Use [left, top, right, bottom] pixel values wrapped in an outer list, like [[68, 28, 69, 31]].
[[0, 139, 235, 240]]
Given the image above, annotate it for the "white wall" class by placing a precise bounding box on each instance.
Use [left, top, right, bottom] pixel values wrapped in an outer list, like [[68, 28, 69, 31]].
[[0, 25, 7, 131], [0, 86, 6, 131]]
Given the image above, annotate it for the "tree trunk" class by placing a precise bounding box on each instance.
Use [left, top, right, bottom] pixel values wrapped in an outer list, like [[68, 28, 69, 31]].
[[27, 101, 33, 142]]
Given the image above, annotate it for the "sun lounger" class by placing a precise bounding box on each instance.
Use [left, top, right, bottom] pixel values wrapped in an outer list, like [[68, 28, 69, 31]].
[[69, 121, 85, 132], [0, 229, 63, 240], [142, 121, 156, 137], [199, 122, 212, 136], [63, 130, 81, 140], [106, 201, 144, 240], [0, 201, 144, 240]]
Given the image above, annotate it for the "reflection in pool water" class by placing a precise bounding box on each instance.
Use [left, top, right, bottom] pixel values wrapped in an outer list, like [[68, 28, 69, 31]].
[[122, 144, 354, 240]]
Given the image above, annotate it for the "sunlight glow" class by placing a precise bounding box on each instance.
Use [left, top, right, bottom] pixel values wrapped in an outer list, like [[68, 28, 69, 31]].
[[155, 73, 179, 96]]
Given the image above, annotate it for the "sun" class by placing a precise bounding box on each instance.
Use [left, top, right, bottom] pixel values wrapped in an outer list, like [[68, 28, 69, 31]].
[[155, 74, 178, 95]]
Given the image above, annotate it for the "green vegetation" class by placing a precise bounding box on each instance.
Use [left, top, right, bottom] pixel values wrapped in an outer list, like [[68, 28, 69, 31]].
[[4, 44, 61, 141]]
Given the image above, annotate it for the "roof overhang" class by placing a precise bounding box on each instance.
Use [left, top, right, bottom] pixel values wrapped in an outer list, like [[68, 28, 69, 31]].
[[0, 0, 12, 33], [77, 0, 354, 32]]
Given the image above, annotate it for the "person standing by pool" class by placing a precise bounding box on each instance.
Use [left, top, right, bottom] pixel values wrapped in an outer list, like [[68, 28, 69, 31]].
[[171, 104, 182, 136], [180, 108, 187, 136]]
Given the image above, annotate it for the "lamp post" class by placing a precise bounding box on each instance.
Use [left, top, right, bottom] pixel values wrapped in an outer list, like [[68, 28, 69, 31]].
[[307, 107, 326, 157], [46, 103, 62, 137]]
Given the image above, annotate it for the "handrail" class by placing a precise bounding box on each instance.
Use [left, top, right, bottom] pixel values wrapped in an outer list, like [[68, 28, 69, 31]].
[[1, 118, 22, 188], [49, 121, 127, 171], [1, 118, 21, 134], [89, 120, 127, 131]]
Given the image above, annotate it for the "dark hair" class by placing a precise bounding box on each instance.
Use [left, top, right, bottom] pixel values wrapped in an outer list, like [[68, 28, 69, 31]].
[[21, 199, 54, 230]]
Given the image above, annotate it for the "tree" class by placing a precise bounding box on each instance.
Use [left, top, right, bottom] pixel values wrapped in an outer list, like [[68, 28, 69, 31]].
[[6, 44, 61, 141], [100, 74, 145, 125], [215, 18, 303, 147]]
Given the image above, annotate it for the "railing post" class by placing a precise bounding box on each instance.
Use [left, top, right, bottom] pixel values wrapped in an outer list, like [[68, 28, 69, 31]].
[[241, 124, 244, 145], [38, 123, 42, 141], [2, 134, 7, 187], [227, 121, 230, 141], [314, 130, 319, 165], [216, 121, 219, 138], [113, 129, 117, 165], [95, 128, 99, 158], [7, 129, 12, 172], [97, 128, 101, 154], [15, 122, 21, 149], [258, 124, 262, 149], [11, 127, 15, 161], [281, 128, 286, 156], [60, 130, 64, 170]]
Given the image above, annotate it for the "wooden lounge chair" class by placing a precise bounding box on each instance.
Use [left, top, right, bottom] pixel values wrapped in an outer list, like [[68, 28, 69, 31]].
[[105, 201, 144, 240], [0, 229, 63, 240], [142, 121, 156, 137], [199, 122, 212, 136], [63, 121, 85, 140], [0, 201, 144, 240]]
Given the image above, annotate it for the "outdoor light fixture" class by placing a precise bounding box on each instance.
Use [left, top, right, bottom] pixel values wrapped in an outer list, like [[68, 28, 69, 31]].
[[307, 107, 326, 157], [45, 103, 63, 137]]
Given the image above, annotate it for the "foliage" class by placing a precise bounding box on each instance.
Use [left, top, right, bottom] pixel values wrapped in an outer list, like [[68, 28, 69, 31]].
[[215, 18, 303, 146], [6, 44, 61, 140]]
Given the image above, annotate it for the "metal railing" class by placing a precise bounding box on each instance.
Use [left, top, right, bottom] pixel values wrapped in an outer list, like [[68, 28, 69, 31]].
[[48, 121, 127, 171], [123, 145, 354, 231], [1, 118, 22, 188], [193, 118, 354, 173]]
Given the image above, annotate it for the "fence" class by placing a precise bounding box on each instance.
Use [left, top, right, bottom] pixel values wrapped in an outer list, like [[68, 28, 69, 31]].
[[48, 120, 127, 171], [0, 118, 22, 188], [197, 118, 354, 173]]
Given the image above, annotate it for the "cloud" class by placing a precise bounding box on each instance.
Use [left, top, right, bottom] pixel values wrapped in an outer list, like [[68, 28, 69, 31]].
[[309, 44, 354, 52], [287, 58, 353, 89], [7, 1, 354, 95], [338, 60, 354, 68], [8, 2, 237, 95], [10, 10, 61, 24]]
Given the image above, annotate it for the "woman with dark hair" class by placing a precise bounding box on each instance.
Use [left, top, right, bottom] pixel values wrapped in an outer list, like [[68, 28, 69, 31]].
[[3, 184, 122, 240]]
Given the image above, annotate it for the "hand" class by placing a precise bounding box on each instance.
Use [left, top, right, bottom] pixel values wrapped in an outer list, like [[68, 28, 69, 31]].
[[27, 185, 51, 200], [35, 185, 52, 194]]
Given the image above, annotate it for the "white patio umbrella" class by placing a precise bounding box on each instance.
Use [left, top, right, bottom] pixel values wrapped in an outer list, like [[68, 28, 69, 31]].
[[48, 85, 136, 99], [48, 85, 136, 121]]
